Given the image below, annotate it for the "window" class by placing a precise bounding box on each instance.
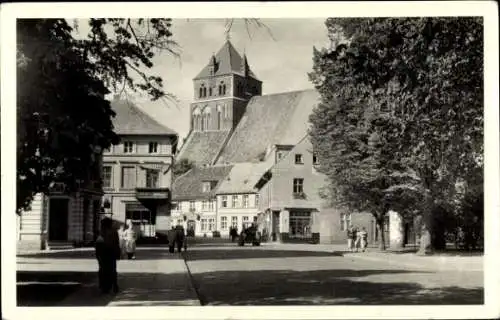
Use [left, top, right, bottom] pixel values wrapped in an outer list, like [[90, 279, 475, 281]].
[[177, 219, 183, 226], [289, 211, 312, 239], [171, 202, 178, 210], [277, 152, 283, 162], [221, 196, 228, 208], [313, 153, 319, 165], [203, 87, 207, 97], [231, 216, 238, 228], [208, 218, 215, 231], [149, 142, 158, 153], [123, 141, 134, 153], [145, 169, 159, 188], [201, 219, 208, 231], [295, 154, 303, 164], [189, 201, 195, 212], [199, 87, 203, 98], [202, 181, 211, 193], [121, 166, 136, 189], [221, 216, 228, 230], [243, 216, 249, 223], [293, 178, 304, 194], [243, 195, 249, 208], [102, 166, 112, 188], [340, 213, 352, 231], [255, 194, 260, 207], [202, 200, 208, 211], [209, 87, 213, 96], [232, 195, 238, 208], [209, 200, 215, 211], [223, 84, 226, 95]]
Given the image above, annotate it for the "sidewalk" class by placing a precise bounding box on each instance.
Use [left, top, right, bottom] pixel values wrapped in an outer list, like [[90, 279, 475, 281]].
[[261, 242, 483, 272], [18, 247, 201, 306]]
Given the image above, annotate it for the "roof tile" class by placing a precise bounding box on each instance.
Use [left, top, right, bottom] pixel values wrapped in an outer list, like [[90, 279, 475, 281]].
[[111, 99, 177, 136], [172, 165, 233, 201]]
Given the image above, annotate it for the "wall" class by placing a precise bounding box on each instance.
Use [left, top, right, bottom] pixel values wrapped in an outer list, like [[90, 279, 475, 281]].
[[268, 138, 328, 211]]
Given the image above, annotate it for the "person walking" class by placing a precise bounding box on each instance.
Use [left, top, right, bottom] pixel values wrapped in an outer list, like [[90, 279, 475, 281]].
[[167, 226, 177, 253], [95, 217, 120, 294], [352, 227, 359, 252], [359, 227, 368, 252], [175, 225, 186, 253], [346, 227, 354, 252], [123, 219, 137, 260]]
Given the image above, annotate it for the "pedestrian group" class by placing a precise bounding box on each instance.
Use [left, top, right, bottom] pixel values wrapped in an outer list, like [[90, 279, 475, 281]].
[[347, 226, 368, 252]]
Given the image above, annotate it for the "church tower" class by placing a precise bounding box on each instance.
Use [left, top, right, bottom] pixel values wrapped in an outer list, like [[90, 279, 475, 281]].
[[190, 40, 262, 132]]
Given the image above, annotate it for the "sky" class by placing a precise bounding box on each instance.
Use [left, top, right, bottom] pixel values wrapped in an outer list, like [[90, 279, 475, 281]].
[[76, 18, 331, 141]]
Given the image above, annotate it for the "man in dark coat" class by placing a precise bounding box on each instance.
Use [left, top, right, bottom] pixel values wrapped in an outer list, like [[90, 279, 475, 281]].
[[95, 218, 120, 294], [167, 226, 177, 253], [174, 225, 186, 253]]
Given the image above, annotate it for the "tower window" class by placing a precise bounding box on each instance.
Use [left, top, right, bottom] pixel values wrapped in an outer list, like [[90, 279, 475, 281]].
[[223, 84, 226, 95], [199, 87, 203, 98], [203, 87, 207, 97], [209, 87, 212, 96]]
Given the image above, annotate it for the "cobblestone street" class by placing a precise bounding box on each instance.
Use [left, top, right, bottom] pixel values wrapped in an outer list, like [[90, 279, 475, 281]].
[[16, 244, 483, 306]]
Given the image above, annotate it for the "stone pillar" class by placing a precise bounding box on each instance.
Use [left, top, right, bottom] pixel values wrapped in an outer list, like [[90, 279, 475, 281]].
[[389, 210, 404, 249], [280, 210, 289, 242], [311, 211, 320, 244]]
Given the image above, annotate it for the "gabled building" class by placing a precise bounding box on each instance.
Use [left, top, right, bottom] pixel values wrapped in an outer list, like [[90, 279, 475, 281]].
[[171, 165, 233, 236], [102, 98, 178, 238], [215, 162, 270, 235]]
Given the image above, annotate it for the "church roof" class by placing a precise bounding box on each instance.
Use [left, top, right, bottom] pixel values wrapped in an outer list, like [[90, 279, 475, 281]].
[[172, 164, 233, 201], [110, 99, 177, 136], [216, 162, 271, 195], [194, 40, 259, 80], [215, 89, 320, 164], [175, 130, 232, 165]]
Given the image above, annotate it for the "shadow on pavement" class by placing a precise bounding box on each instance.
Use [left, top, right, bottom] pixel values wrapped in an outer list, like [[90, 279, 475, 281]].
[[17, 270, 195, 307], [17, 271, 97, 306], [188, 269, 483, 305]]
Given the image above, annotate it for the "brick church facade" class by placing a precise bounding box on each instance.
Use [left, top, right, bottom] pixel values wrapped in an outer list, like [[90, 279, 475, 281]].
[[172, 40, 410, 246]]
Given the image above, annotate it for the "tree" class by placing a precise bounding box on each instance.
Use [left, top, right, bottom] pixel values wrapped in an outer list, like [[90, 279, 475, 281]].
[[309, 17, 483, 254], [17, 18, 179, 213]]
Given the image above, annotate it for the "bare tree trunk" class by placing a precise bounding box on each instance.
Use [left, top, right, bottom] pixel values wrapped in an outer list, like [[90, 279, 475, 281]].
[[417, 203, 434, 255]]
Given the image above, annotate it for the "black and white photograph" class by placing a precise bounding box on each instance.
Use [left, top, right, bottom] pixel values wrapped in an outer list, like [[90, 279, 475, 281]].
[[1, 2, 499, 320]]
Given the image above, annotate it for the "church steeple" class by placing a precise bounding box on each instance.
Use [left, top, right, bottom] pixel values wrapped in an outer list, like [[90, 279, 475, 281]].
[[241, 53, 249, 77]]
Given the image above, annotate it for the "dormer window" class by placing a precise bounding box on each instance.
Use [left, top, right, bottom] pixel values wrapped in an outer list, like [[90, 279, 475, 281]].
[[202, 181, 212, 193]]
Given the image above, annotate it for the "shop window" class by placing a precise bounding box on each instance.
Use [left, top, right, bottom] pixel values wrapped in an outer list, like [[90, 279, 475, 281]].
[[289, 211, 312, 239]]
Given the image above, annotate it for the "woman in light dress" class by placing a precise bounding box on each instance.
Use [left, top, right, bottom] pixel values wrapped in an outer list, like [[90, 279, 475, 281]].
[[117, 225, 126, 259], [123, 219, 137, 260]]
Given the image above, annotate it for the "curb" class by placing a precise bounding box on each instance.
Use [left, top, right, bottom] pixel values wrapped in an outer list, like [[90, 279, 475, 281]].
[[181, 252, 205, 306]]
